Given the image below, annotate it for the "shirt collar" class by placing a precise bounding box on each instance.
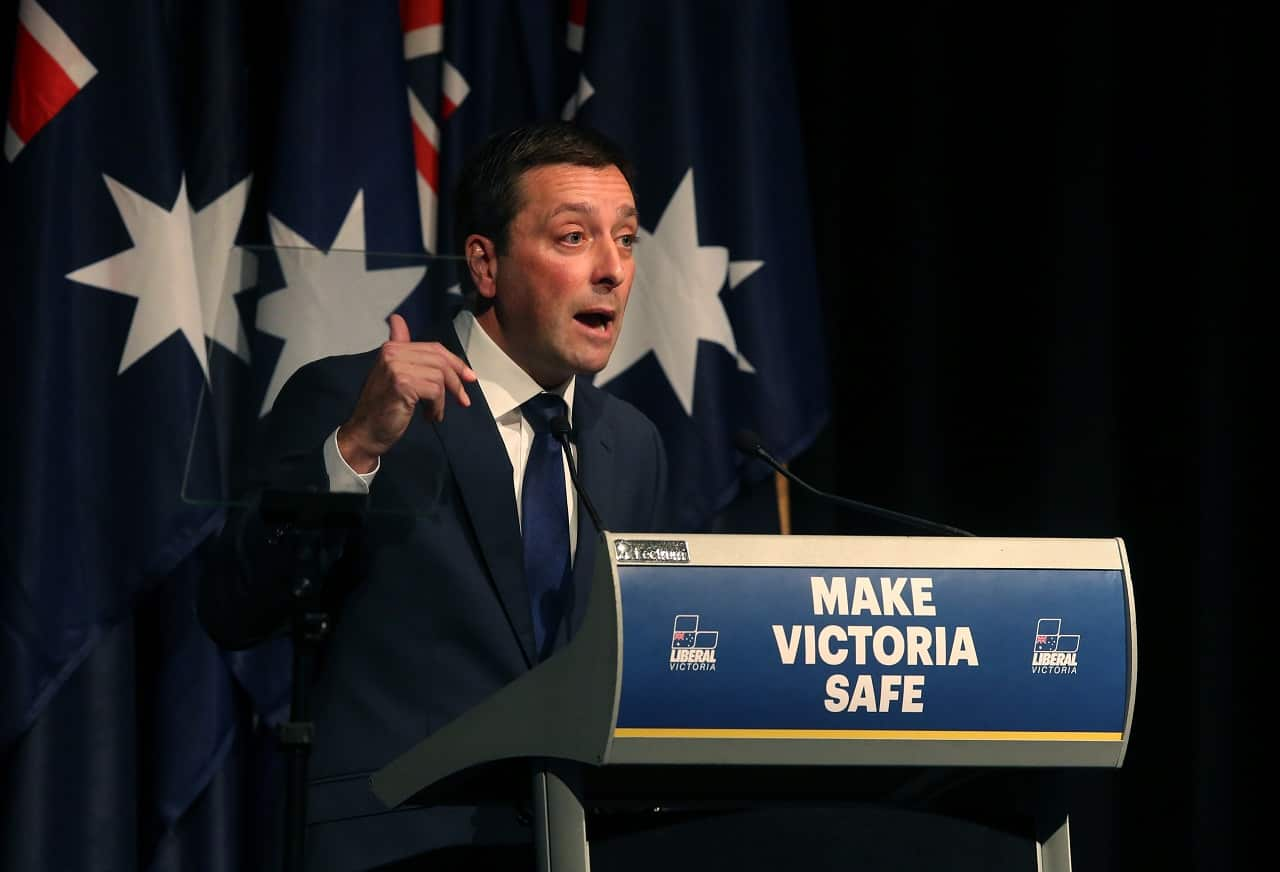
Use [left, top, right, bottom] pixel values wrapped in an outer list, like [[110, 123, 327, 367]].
[[453, 309, 575, 421]]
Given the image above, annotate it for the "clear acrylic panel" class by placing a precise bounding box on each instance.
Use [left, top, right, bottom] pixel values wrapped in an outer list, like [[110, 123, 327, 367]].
[[181, 245, 460, 518]]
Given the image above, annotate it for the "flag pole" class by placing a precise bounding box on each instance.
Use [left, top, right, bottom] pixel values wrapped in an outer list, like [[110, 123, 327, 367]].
[[775, 469, 792, 535]]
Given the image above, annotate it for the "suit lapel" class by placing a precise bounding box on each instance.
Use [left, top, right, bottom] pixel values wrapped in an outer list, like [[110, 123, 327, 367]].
[[430, 322, 537, 667], [424, 325, 616, 659], [569, 381, 616, 628]]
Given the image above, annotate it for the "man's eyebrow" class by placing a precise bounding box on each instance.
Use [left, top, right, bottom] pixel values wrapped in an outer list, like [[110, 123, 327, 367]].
[[548, 202, 639, 221], [548, 201, 593, 218]]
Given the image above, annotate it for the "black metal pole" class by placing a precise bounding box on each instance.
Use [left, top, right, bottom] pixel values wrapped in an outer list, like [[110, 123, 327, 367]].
[[281, 573, 330, 872], [257, 489, 364, 872]]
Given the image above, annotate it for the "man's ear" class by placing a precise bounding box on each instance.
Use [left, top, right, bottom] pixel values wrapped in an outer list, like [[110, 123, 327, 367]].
[[465, 235, 497, 301]]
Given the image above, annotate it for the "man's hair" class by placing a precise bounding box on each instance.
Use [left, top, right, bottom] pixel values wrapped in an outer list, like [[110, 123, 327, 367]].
[[452, 121, 636, 310]]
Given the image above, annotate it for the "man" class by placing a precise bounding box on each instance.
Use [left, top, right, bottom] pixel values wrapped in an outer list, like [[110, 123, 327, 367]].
[[199, 122, 668, 871]]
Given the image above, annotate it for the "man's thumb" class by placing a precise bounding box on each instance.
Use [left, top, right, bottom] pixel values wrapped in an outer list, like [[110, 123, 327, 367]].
[[388, 313, 411, 343]]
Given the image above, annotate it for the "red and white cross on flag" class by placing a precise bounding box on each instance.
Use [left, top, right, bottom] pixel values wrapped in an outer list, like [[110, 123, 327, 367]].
[[399, 0, 471, 254], [5, 0, 97, 162]]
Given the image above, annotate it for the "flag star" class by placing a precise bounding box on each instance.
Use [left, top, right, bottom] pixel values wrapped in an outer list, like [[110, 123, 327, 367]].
[[191, 175, 255, 363], [257, 191, 423, 416], [728, 259, 763, 289], [595, 168, 755, 415], [67, 174, 208, 379]]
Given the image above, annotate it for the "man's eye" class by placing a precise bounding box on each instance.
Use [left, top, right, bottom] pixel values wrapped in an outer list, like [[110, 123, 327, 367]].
[[618, 234, 637, 248], [563, 232, 585, 244]]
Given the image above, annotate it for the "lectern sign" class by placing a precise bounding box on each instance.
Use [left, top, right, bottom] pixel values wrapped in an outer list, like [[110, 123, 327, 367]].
[[611, 537, 1135, 753]]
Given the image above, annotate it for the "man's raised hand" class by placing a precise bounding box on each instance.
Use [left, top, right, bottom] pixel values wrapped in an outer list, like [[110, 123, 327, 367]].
[[336, 314, 477, 473]]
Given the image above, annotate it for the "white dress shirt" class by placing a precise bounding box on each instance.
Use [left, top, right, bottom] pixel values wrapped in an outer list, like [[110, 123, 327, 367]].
[[323, 309, 579, 556]]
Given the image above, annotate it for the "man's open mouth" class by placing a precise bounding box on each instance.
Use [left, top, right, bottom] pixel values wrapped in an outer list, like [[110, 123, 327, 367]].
[[575, 311, 614, 331]]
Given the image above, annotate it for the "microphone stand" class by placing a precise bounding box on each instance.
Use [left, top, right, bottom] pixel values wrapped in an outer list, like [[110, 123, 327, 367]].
[[733, 431, 975, 537], [257, 489, 368, 872], [550, 415, 606, 534]]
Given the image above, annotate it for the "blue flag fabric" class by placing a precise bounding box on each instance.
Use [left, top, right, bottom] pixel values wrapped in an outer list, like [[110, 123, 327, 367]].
[[251, 2, 430, 417], [0, 0, 236, 748], [574, 1, 830, 528], [1, 0, 252, 867], [1, 0, 220, 747]]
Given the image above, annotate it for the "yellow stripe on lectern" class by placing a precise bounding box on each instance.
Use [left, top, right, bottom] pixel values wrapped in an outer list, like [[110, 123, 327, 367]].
[[613, 728, 1122, 742]]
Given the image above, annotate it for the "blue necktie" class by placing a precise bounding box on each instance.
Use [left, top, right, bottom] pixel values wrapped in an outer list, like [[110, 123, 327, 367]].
[[521, 393, 572, 660]]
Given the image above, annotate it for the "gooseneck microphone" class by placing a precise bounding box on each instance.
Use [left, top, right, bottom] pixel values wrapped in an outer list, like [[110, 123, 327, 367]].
[[550, 415, 607, 534], [733, 430, 975, 537]]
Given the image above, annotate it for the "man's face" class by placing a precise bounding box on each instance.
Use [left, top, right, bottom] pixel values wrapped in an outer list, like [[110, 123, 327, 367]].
[[473, 163, 638, 388]]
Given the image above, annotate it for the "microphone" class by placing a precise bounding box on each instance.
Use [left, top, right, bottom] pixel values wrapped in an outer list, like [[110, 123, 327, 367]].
[[550, 415, 607, 534], [733, 430, 975, 537]]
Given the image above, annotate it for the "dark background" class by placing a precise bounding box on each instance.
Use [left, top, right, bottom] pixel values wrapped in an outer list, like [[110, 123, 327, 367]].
[[779, 3, 1260, 870]]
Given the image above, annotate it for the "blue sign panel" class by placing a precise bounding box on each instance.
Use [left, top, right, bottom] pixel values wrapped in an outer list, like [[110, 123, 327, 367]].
[[616, 566, 1129, 735]]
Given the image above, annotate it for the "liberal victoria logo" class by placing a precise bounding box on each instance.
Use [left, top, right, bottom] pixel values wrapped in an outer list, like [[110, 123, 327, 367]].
[[670, 614, 718, 671], [1031, 618, 1080, 674]]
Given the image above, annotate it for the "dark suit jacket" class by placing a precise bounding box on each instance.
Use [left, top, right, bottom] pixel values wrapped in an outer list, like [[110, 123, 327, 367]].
[[198, 319, 668, 872]]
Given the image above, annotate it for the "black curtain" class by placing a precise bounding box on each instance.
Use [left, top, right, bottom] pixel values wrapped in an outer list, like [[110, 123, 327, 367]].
[[786, 4, 1260, 870]]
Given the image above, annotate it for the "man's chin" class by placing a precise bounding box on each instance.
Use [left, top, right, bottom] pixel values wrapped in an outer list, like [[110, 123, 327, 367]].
[[566, 345, 618, 378]]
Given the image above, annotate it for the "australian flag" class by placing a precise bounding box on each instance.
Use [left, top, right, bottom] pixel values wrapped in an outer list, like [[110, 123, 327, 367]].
[[1, 0, 241, 752], [252, 2, 428, 418], [1, 0, 272, 868], [403, 0, 830, 531]]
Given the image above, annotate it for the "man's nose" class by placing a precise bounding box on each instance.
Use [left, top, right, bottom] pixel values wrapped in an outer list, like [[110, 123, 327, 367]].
[[592, 240, 624, 289]]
